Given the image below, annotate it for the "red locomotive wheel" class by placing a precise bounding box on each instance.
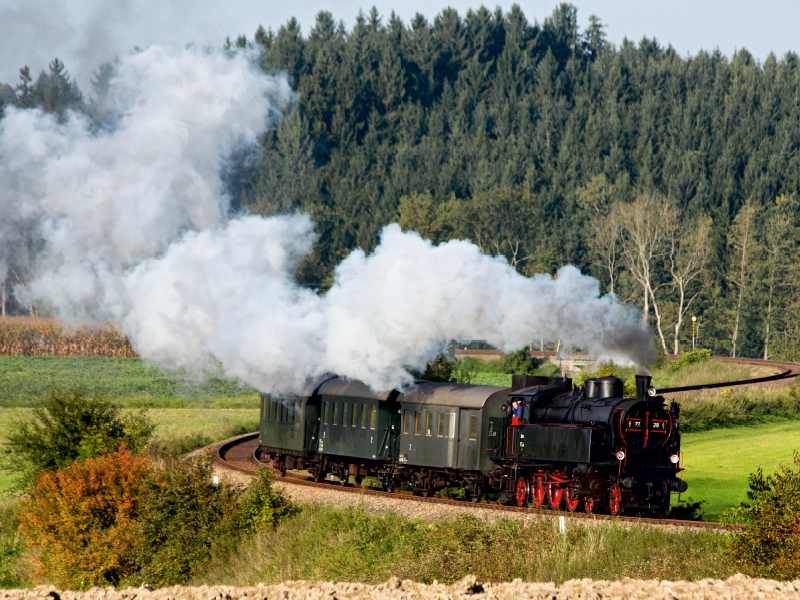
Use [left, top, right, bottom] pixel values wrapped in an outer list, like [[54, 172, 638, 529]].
[[547, 483, 564, 510], [609, 484, 623, 516], [583, 496, 597, 514], [564, 485, 581, 512], [532, 475, 546, 507], [515, 476, 530, 507]]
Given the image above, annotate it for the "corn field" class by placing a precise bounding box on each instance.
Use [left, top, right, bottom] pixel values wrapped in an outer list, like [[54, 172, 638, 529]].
[[0, 317, 136, 357]]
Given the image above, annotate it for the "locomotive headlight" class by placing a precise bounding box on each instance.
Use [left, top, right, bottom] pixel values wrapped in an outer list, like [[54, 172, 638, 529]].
[[670, 453, 680, 464], [615, 449, 626, 461], [647, 387, 657, 397]]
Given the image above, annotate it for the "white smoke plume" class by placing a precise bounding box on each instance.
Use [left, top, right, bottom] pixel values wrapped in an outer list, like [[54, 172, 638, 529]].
[[0, 45, 291, 319], [118, 217, 655, 394], [0, 44, 656, 394]]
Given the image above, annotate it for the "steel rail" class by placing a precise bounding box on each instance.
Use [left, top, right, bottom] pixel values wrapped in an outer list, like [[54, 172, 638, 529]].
[[215, 433, 730, 530], [657, 357, 800, 395]]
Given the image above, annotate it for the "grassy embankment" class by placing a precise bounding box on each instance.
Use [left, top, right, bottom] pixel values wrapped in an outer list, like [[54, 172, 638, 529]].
[[198, 505, 735, 585]]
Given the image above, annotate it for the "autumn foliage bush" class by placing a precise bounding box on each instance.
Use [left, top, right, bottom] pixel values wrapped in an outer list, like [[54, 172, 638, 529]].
[[17, 447, 149, 588], [16, 451, 298, 589]]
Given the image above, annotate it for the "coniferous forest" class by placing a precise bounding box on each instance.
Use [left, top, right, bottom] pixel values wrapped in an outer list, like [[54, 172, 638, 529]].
[[2, 3, 800, 361]]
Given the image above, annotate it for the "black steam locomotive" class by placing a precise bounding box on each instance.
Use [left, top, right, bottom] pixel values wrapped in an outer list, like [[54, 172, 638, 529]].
[[258, 373, 686, 516]]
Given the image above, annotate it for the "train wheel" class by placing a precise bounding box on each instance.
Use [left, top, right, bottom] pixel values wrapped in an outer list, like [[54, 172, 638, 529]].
[[583, 496, 597, 514], [532, 475, 546, 507], [547, 483, 564, 510], [609, 484, 623, 516], [564, 485, 581, 512], [515, 476, 530, 507]]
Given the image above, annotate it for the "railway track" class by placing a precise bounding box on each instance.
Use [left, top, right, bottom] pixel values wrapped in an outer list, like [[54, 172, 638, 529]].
[[215, 357, 799, 530], [215, 432, 728, 530], [657, 357, 800, 394]]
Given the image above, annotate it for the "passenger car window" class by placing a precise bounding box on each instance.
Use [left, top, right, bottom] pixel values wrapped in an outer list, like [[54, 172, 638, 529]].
[[352, 403, 358, 427], [323, 401, 329, 424], [468, 415, 478, 440], [361, 404, 367, 428], [449, 412, 456, 438], [414, 411, 421, 435], [342, 403, 348, 427], [437, 413, 444, 437], [332, 402, 339, 425], [370, 406, 377, 429], [402, 410, 410, 434], [425, 412, 432, 436]]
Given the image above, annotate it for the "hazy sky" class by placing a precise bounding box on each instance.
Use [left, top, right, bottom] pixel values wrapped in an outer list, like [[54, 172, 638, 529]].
[[1, 0, 798, 91]]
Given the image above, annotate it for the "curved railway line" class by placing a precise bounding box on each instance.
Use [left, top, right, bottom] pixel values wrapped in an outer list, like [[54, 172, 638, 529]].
[[214, 357, 799, 530]]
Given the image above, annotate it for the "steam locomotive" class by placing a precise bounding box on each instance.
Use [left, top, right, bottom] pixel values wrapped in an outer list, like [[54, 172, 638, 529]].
[[258, 373, 686, 516]]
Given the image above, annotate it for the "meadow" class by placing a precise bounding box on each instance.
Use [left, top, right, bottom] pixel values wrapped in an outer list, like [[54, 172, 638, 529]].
[[0, 356, 257, 407], [679, 421, 800, 521]]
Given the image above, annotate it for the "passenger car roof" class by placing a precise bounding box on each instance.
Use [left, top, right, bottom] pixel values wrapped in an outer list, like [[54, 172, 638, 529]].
[[316, 377, 397, 401], [399, 381, 509, 409]]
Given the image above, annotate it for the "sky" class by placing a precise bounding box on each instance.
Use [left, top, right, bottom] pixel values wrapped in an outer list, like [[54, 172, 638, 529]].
[[1, 0, 798, 92]]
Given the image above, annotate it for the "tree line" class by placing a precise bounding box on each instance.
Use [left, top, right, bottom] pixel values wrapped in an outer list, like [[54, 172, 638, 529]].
[[3, 3, 800, 360]]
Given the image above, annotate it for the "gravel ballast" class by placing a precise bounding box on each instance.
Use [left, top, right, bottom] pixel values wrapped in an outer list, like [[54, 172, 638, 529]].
[[3, 575, 799, 600]]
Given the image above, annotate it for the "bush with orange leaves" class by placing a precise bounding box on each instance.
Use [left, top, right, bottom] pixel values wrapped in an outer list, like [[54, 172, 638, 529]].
[[17, 447, 150, 589]]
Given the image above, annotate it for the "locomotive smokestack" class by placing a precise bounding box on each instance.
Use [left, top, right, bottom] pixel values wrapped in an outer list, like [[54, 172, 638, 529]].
[[635, 375, 652, 401]]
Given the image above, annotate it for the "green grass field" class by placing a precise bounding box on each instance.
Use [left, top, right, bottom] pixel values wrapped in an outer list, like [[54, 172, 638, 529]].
[[0, 356, 257, 407], [680, 420, 800, 521]]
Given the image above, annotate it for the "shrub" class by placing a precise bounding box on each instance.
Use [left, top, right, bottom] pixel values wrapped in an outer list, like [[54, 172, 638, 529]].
[[3, 386, 153, 486], [669, 348, 712, 372], [17, 447, 150, 588], [238, 466, 297, 531], [420, 355, 453, 382], [130, 454, 243, 586], [723, 453, 800, 579], [499, 349, 538, 375]]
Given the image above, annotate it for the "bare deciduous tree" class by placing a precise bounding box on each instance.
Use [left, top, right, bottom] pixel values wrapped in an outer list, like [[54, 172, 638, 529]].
[[669, 217, 711, 354], [727, 200, 759, 358], [588, 204, 624, 299], [619, 192, 678, 353]]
